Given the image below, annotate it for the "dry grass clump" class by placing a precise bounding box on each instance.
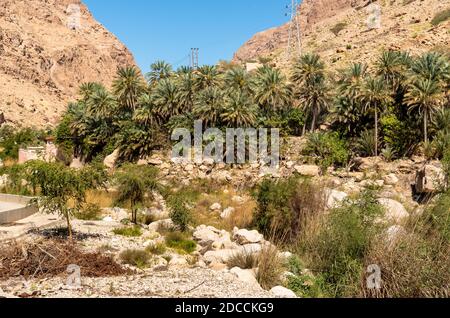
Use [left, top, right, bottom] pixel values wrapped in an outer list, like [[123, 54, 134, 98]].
[[256, 245, 284, 290], [227, 250, 260, 270], [0, 239, 130, 279]]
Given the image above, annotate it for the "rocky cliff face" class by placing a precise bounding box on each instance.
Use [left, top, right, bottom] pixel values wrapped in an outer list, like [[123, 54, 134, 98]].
[[0, 0, 136, 127], [234, 0, 450, 70]]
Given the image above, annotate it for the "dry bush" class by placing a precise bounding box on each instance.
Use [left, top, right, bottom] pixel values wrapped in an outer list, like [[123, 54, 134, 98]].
[[256, 245, 284, 290], [0, 239, 130, 279], [362, 232, 450, 298], [227, 250, 259, 270], [119, 249, 150, 268]]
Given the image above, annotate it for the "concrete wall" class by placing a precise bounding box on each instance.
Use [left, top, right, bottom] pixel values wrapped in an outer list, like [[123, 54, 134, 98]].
[[0, 194, 38, 224]]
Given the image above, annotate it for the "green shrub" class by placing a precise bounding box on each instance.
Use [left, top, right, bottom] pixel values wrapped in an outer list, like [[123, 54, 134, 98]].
[[113, 226, 143, 237], [74, 203, 102, 221], [299, 190, 384, 297], [165, 232, 197, 254], [0, 126, 46, 160], [146, 243, 167, 255], [357, 129, 377, 157], [119, 249, 150, 268], [167, 194, 192, 232], [431, 8, 450, 26], [253, 177, 326, 244], [303, 132, 350, 170]]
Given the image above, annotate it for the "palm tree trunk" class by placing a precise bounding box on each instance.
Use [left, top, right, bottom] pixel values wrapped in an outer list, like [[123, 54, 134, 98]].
[[310, 108, 317, 132], [424, 111, 428, 143], [374, 108, 378, 157]]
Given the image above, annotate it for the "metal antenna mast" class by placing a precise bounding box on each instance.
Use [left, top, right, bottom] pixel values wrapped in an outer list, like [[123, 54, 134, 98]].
[[285, 0, 302, 60], [190, 48, 199, 69]]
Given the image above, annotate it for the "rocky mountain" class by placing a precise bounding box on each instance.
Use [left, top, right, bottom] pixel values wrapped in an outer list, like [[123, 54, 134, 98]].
[[0, 0, 136, 127], [233, 0, 450, 71]]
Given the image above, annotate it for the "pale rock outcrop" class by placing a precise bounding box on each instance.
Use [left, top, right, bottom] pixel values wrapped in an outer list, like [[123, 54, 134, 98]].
[[378, 198, 410, 224], [230, 267, 260, 288], [294, 165, 320, 177], [415, 163, 446, 194], [270, 286, 297, 298], [325, 189, 348, 209], [103, 149, 120, 169], [233, 228, 264, 245]]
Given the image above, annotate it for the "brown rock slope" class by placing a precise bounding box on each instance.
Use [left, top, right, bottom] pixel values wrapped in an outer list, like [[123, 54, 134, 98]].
[[0, 0, 136, 127], [234, 0, 450, 70]]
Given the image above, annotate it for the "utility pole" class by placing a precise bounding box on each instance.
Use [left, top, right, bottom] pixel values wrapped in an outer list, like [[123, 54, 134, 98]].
[[190, 48, 199, 69], [285, 0, 302, 60]]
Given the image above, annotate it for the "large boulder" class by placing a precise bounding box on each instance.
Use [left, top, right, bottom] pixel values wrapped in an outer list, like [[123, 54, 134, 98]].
[[270, 286, 297, 298], [383, 173, 399, 186], [148, 219, 174, 233], [233, 228, 264, 245], [378, 198, 410, 224], [203, 249, 236, 264], [294, 165, 320, 177], [415, 163, 446, 194], [353, 157, 382, 172], [193, 225, 235, 250], [325, 189, 348, 209], [230, 267, 260, 288], [103, 149, 120, 169]]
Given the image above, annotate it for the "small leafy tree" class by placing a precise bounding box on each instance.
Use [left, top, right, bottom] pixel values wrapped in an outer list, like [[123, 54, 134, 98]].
[[24, 162, 105, 239], [113, 164, 159, 224]]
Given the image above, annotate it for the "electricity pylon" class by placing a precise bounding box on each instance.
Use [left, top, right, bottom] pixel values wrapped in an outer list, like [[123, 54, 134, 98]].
[[190, 48, 199, 69], [285, 0, 302, 60]]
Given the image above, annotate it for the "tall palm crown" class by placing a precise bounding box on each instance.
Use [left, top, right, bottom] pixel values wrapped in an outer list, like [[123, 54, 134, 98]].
[[376, 50, 410, 91], [86, 87, 117, 118], [79, 82, 104, 102], [176, 73, 195, 112], [252, 66, 293, 114], [223, 66, 251, 93], [411, 52, 448, 83], [405, 78, 444, 143], [146, 60, 173, 85], [291, 53, 325, 86], [221, 90, 257, 128], [133, 93, 160, 127], [152, 78, 181, 119], [112, 66, 146, 111], [338, 63, 368, 99], [193, 87, 224, 127], [194, 65, 222, 91]]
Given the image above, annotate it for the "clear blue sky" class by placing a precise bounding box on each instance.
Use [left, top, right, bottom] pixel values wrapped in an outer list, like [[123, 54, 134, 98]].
[[83, 0, 290, 72]]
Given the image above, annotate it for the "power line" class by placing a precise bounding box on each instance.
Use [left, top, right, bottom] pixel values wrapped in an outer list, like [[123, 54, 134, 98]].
[[285, 0, 302, 60]]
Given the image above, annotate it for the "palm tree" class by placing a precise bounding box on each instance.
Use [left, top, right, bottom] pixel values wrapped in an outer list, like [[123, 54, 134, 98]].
[[411, 52, 448, 83], [376, 50, 409, 91], [86, 87, 117, 118], [146, 60, 173, 85], [79, 82, 104, 102], [252, 66, 293, 114], [194, 65, 222, 91], [112, 66, 146, 111], [193, 87, 224, 127], [291, 53, 325, 86], [176, 66, 193, 76], [176, 73, 195, 112], [292, 53, 328, 133], [221, 90, 257, 128], [152, 78, 180, 119], [133, 93, 160, 127], [359, 77, 393, 156], [405, 78, 444, 143], [223, 66, 251, 93]]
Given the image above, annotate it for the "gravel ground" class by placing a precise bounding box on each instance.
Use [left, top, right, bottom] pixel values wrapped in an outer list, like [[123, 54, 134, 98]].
[[0, 268, 272, 298]]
